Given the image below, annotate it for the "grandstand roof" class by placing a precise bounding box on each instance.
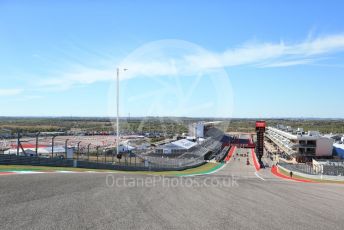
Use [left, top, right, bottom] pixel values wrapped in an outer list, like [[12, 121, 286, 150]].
[[4, 146, 66, 155], [171, 139, 197, 149], [158, 139, 197, 150]]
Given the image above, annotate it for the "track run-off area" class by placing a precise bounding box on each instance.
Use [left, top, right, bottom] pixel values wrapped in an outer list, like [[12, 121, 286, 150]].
[[1, 147, 344, 230]]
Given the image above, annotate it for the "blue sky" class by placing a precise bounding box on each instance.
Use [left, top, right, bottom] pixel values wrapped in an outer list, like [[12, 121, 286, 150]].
[[1, 0, 344, 118]]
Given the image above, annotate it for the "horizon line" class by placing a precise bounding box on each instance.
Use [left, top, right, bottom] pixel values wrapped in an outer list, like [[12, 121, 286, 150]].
[[1, 116, 344, 120]]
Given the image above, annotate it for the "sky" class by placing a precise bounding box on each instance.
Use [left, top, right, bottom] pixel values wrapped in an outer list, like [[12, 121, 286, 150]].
[[1, 0, 344, 118]]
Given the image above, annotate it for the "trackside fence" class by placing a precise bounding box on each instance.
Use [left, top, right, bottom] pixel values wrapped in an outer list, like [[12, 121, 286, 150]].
[[0, 154, 205, 172], [278, 162, 344, 176]]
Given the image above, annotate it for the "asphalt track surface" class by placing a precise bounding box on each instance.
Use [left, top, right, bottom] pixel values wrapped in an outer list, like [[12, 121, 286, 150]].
[[1, 148, 344, 230]]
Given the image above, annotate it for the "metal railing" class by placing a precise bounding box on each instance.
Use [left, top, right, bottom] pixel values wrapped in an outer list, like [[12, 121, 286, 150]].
[[0, 128, 227, 171], [278, 162, 344, 176], [0, 154, 205, 172]]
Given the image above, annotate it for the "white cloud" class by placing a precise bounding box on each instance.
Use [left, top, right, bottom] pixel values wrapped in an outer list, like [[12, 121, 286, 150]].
[[0, 88, 23, 96], [14, 95, 43, 101], [296, 34, 344, 55], [186, 34, 344, 69], [35, 33, 344, 90], [259, 59, 314, 67], [38, 67, 115, 90]]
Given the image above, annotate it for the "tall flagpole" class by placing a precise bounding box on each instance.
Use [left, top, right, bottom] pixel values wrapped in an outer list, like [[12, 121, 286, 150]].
[[116, 68, 119, 160]]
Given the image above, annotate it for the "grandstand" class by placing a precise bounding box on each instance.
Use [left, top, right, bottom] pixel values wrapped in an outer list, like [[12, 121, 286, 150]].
[[215, 146, 230, 162], [266, 125, 334, 162], [140, 127, 228, 166], [155, 139, 197, 154]]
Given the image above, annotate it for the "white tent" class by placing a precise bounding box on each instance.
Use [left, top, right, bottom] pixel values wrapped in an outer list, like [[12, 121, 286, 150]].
[[4, 146, 67, 157]]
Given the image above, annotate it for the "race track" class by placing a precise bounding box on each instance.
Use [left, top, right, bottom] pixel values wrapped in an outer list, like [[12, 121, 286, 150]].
[[1, 148, 344, 230]]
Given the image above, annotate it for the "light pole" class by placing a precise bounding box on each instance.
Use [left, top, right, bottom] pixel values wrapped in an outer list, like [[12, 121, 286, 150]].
[[16, 131, 20, 156], [35, 132, 40, 156], [51, 135, 56, 158], [116, 67, 127, 161], [87, 143, 91, 161], [65, 139, 69, 159], [105, 149, 107, 164], [77, 141, 81, 161], [96, 146, 100, 163]]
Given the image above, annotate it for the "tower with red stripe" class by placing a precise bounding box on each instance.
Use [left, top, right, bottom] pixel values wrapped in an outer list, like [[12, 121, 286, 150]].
[[255, 121, 266, 167]]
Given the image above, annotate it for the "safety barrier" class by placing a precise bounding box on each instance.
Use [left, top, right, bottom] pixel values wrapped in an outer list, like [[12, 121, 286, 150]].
[[277, 163, 344, 181], [0, 154, 205, 172]]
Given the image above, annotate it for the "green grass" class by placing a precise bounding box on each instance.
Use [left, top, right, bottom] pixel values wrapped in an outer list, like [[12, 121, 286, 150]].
[[0, 162, 221, 176], [0, 165, 108, 172]]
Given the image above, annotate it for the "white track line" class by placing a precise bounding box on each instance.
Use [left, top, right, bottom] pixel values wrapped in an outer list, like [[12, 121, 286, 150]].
[[181, 163, 227, 177], [255, 172, 265, 181]]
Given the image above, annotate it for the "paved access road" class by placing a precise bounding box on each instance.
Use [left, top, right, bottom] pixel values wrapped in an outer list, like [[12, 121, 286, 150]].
[[1, 148, 344, 230]]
